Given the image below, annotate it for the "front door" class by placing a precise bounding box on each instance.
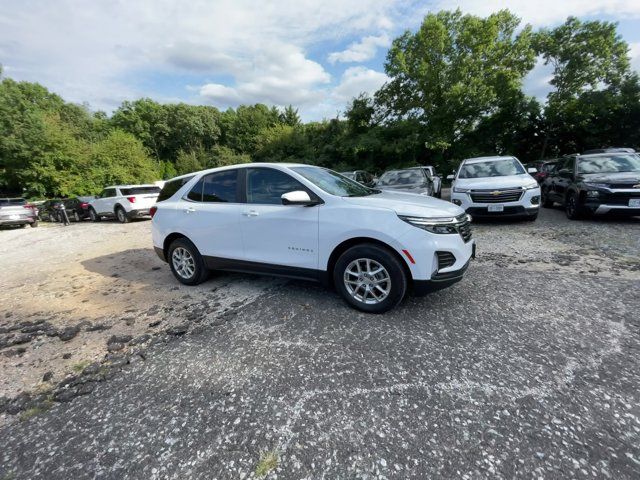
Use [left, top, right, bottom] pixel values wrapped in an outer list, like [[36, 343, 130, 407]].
[[239, 167, 320, 271], [94, 188, 117, 215]]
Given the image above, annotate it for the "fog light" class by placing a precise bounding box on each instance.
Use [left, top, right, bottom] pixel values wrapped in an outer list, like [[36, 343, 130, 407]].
[[531, 196, 540, 205], [452, 199, 462, 206]]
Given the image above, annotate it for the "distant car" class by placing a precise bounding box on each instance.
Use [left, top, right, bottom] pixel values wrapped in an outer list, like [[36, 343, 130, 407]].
[[40, 199, 64, 222], [63, 196, 95, 222], [376, 168, 434, 196], [419, 166, 442, 198], [582, 147, 635, 155], [448, 156, 540, 220], [526, 160, 560, 184], [0, 198, 38, 228], [89, 185, 161, 223], [541, 152, 640, 219], [340, 170, 376, 187]]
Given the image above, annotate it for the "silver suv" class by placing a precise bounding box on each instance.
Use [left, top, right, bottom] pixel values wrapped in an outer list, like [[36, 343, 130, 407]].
[[0, 198, 39, 228]]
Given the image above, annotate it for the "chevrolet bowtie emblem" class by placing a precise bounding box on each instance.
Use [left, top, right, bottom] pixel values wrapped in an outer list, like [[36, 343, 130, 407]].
[[491, 190, 502, 195]]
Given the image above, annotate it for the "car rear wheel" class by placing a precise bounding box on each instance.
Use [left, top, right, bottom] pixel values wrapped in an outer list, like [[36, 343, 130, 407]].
[[168, 238, 209, 286], [30, 220, 39, 228], [565, 192, 584, 220], [115, 207, 129, 223], [89, 208, 101, 222], [73, 211, 80, 222], [334, 243, 407, 313]]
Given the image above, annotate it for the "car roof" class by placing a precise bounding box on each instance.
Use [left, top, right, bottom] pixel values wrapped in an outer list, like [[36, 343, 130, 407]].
[[167, 162, 315, 181], [463, 156, 516, 164], [104, 184, 160, 189]]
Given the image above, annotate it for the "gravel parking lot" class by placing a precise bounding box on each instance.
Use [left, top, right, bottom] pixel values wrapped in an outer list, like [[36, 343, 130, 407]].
[[1, 201, 639, 479]]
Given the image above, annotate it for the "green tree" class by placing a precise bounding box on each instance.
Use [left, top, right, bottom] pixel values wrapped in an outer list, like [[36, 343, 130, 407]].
[[377, 9, 536, 155]]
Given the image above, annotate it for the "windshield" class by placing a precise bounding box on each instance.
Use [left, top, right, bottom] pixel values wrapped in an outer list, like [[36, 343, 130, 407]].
[[120, 186, 161, 195], [577, 154, 640, 174], [0, 198, 26, 205], [378, 169, 425, 186], [458, 158, 525, 178], [340, 172, 355, 180], [291, 166, 376, 197]]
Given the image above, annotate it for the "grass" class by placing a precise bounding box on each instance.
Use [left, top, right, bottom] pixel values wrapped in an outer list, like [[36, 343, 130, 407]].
[[255, 450, 279, 477], [71, 360, 92, 373], [19, 400, 53, 422]]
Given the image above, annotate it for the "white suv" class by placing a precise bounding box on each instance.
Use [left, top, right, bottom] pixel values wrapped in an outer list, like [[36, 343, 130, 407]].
[[89, 185, 161, 223], [448, 156, 540, 220], [151, 164, 475, 313]]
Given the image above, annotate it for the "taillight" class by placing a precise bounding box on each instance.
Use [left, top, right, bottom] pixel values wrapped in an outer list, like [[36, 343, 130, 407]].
[[149, 206, 158, 218], [80, 202, 89, 209], [127, 196, 136, 203]]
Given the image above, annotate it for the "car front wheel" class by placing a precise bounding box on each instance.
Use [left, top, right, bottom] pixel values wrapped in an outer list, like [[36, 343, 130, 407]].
[[541, 188, 554, 208], [89, 208, 101, 222], [565, 192, 584, 220], [334, 243, 407, 314], [168, 238, 209, 286]]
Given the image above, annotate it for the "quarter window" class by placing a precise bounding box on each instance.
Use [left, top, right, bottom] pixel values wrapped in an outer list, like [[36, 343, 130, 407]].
[[247, 168, 307, 205]]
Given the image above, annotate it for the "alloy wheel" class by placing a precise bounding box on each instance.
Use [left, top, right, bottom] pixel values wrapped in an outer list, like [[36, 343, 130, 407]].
[[172, 247, 196, 280], [343, 258, 391, 305]]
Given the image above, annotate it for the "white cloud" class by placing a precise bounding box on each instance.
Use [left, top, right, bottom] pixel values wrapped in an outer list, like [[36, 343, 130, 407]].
[[434, 0, 640, 27], [523, 57, 555, 101], [333, 66, 389, 102], [630, 42, 640, 73], [328, 34, 391, 64]]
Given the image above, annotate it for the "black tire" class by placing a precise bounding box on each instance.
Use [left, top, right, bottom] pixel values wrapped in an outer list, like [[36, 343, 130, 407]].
[[115, 206, 129, 223], [89, 208, 101, 222], [30, 220, 39, 228], [541, 188, 554, 208], [333, 243, 407, 314], [565, 191, 583, 220], [73, 211, 80, 222], [167, 238, 209, 286]]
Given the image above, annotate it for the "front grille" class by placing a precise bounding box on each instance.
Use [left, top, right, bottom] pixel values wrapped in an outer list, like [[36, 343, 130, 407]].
[[454, 213, 473, 243], [436, 251, 456, 269], [470, 189, 523, 203], [601, 192, 640, 205]]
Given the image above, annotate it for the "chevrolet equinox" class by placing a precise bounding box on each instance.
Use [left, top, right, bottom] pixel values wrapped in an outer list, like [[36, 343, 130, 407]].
[[151, 164, 475, 313]]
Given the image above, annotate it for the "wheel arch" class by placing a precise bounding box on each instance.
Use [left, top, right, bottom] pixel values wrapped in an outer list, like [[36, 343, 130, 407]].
[[325, 237, 413, 286], [163, 232, 189, 258]]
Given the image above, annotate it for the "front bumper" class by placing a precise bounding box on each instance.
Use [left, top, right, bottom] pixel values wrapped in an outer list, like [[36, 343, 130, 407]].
[[413, 258, 471, 296], [584, 192, 640, 216], [451, 188, 540, 218]]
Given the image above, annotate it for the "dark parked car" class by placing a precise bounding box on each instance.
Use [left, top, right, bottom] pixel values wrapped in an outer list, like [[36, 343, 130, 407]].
[[0, 198, 38, 228], [340, 170, 376, 187], [63, 196, 94, 222], [40, 199, 64, 222], [527, 160, 560, 184], [376, 168, 434, 196], [541, 152, 640, 219]]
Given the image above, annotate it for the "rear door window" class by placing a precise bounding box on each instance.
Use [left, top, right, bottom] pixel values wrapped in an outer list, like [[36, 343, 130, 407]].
[[158, 176, 194, 202], [186, 171, 238, 203]]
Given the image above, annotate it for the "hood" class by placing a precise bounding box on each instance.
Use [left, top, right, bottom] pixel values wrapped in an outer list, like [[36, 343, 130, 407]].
[[341, 190, 464, 218], [580, 171, 640, 185], [454, 174, 536, 190], [378, 184, 430, 194]]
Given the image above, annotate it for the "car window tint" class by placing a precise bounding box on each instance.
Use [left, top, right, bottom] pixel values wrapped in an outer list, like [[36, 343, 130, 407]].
[[120, 187, 161, 195], [562, 157, 574, 172], [202, 170, 238, 202], [158, 176, 194, 202], [247, 168, 306, 205], [186, 178, 204, 202]]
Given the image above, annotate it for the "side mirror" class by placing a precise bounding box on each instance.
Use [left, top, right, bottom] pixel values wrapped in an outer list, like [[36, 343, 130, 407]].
[[281, 190, 313, 206], [527, 167, 537, 174], [446, 174, 455, 180]]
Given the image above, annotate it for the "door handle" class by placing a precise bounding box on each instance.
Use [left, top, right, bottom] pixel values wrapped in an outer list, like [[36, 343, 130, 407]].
[[243, 210, 259, 217], [183, 207, 196, 213]]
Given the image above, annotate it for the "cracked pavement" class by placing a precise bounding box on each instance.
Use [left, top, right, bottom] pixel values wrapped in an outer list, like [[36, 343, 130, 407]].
[[1, 204, 639, 479]]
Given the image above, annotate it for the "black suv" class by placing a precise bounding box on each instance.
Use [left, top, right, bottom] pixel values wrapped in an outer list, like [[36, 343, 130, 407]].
[[541, 152, 640, 219]]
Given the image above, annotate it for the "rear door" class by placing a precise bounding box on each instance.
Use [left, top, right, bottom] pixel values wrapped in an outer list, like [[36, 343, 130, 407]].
[[239, 167, 319, 270], [177, 170, 245, 261]]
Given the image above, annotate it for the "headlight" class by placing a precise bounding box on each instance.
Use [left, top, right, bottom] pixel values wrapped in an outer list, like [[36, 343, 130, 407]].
[[584, 183, 609, 189], [399, 215, 460, 234], [453, 187, 470, 193], [523, 182, 539, 190]]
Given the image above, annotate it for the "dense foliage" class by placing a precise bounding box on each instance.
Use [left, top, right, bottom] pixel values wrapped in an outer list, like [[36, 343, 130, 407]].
[[1, 10, 639, 198]]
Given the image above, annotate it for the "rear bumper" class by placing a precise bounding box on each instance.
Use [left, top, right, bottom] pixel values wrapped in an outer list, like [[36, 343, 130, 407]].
[[413, 258, 471, 296], [0, 217, 36, 226], [128, 209, 151, 218]]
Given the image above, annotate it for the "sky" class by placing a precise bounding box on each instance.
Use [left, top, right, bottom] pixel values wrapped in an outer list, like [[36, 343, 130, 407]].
[[1, 0, 640, 121]]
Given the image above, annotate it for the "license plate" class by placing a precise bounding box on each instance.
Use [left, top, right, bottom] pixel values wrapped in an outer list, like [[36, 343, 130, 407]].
[[9, 214, 20, 220], [487, 205, 504, 212], [629, 199, 640, 208]]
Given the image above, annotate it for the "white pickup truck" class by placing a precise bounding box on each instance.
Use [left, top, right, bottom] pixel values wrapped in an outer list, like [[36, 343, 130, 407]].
[[89, 185, 161, 223]]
